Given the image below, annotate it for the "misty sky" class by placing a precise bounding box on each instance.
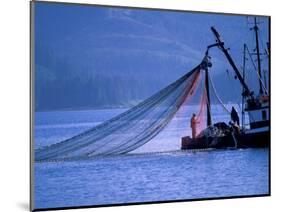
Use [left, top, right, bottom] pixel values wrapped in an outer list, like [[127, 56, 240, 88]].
[[34, 2, 269, 111]]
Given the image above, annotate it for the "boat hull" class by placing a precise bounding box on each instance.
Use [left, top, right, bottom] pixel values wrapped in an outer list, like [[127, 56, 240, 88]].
[[181, 130, 269, 150]]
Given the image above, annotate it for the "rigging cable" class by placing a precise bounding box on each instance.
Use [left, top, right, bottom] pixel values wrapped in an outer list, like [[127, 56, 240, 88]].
[[208, 71, 231, 114], [245, 45, 268, 94]]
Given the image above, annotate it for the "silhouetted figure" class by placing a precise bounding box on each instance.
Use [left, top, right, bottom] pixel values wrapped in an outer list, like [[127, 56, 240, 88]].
[[231, 106, 240, 126], [190, 113, 199, 139]]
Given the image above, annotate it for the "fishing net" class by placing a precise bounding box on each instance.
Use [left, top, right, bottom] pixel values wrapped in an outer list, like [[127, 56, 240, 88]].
[[196, 82, 208, 136], [35, 60, 208, 161]]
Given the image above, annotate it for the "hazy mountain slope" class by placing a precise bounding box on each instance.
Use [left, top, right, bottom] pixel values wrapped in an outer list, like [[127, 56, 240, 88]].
[[34, 4, 269, 111]]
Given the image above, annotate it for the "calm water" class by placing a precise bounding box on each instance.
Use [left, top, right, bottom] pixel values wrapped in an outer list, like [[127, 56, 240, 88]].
[[34, 107, 269, 209]]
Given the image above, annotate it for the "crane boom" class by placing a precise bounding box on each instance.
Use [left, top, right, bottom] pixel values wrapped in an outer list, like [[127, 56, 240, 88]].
[[210, 27, 252, 97]]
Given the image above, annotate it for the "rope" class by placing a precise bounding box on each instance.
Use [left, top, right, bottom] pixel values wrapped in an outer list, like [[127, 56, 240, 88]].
[[225, 69, 243, 110], [231, 131, 238, 148], [208, 72, 231, 114]]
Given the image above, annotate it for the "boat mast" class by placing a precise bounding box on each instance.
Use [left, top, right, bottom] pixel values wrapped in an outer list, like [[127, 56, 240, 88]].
[[201, 55, 212, 126], [205, 64, 212, 126], [242, 44, 247, 128], [253, 17, 264, 95]]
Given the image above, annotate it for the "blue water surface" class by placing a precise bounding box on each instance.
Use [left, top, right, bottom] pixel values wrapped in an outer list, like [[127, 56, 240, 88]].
[[34, 108, 269, 209]]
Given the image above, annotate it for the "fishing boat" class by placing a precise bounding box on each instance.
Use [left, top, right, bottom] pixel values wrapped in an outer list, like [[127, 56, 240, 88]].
[[182, 18, 270, 150], [36, 17, 269, 162]]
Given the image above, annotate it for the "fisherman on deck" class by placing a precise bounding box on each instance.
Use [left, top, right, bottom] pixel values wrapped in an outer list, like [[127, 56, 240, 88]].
[[191, 113, 199, 139], [231, 106, 240, 126]]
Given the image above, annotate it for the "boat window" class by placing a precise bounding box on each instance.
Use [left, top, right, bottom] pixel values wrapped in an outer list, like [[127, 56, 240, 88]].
[[262, 110, 267, 120]]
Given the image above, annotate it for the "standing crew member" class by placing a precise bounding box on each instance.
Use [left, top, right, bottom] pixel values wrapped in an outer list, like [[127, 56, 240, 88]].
[[190, 113, 199, 139], [231, 106, 240, 126]]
